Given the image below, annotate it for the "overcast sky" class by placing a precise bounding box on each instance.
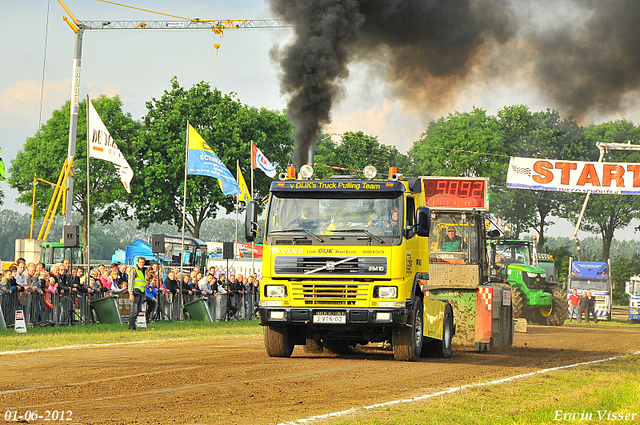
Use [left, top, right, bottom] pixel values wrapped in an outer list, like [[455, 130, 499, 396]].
[[1, 0, 640, 241]]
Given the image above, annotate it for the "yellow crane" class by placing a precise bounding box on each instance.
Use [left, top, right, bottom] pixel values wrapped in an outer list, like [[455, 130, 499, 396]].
[[35, 0, 288, 241]]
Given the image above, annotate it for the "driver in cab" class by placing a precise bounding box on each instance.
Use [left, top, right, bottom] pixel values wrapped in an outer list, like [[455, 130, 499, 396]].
[[440, 226, 467, 252], [292, 203, 317, 231]]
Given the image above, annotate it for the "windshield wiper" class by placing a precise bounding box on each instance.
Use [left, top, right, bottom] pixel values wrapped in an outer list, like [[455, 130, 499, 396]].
[[329, 229, 384, 244], [270, 229, 324, 243]]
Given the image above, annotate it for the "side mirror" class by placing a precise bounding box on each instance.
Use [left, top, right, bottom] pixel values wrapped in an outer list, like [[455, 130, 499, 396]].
[[416, 207, 430, 237], [488, 229, 501, 239], [625, 282, 631, 295], [245, 201, 258, 242]]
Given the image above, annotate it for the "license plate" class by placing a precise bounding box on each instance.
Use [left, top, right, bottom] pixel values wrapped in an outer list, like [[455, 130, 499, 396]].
[[313, 312, 346, 324]]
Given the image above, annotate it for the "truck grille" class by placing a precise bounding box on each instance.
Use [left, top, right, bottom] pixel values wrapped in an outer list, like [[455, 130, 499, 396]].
[[274, 256, 387, 276], [291, 282, 370, 306]]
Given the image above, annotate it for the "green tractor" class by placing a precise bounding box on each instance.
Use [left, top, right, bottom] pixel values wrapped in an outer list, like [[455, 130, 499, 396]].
[[490, 239, 567, 325]]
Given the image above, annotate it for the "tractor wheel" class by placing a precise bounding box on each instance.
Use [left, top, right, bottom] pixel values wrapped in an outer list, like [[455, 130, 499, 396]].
[[546, 288, 569, 326], [264, 325, 294, 357], [431, 303, 453, 358], [392, 295, 424, 361], [303, 337, 323, 354], [511, 287, 525, 319]]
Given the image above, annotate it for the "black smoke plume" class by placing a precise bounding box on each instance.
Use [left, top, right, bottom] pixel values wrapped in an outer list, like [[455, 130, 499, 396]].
[[269, 0, 640, 166]]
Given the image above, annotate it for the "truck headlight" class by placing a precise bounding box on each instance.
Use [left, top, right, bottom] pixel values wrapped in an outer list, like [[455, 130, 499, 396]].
[[526, 272, 545, 278], [374, 286, 398, 299], [265, 285, 287, 298]]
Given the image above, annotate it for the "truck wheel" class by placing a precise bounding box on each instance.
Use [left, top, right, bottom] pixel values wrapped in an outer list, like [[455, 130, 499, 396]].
[[512, 287, 525, 319], [392, 296, 423, 361], [264, 325, 294, 357], [546, 288, 568, 326], [434, 303, 453, 358]]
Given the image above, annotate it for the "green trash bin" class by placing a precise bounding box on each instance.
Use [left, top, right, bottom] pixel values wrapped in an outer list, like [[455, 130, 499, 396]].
[[90, 295, 123, 324], [183, 297, 213, 322]]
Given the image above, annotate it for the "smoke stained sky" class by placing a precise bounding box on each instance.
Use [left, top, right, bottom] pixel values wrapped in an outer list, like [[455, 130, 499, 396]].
[[268, 0, 640, 165]]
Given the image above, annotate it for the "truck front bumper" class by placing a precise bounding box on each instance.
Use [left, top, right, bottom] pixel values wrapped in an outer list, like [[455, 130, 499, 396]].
[[257, 307, 410, 327]]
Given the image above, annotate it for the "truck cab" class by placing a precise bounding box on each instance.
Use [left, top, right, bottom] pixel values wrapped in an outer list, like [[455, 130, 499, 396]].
[[246, 165, 453, 361], [568, 258, 613, 321], [625, 276, 640, 323]]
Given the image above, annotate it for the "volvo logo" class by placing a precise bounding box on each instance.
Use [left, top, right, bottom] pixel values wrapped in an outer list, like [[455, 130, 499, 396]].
[[326, 261, 336, 271]]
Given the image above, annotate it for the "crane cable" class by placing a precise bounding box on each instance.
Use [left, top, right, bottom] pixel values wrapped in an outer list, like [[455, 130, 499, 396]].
[[37, 0, 52, 173]]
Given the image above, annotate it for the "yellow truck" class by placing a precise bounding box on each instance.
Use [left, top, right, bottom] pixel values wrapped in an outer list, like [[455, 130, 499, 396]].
[[245, 165, 453, 361]]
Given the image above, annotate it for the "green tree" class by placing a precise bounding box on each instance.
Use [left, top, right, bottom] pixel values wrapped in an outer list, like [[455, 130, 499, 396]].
[[409, 108, 508, 180], [313, 131, 408, 179], [8, 95, 140, 243], [131, 78, 293, 238], [611, 255, 640, 305], [562, 120, 640, 260]]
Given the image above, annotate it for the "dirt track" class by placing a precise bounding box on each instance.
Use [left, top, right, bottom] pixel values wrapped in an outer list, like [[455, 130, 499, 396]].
[[1, 323, 638, 425]]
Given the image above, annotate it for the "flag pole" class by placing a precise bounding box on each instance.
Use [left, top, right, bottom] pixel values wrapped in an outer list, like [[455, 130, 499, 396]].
[[250, 142, 255, 278], [180, 121, 190, 309], [235, 159, 239, 258], [86, 95, 91, 274]]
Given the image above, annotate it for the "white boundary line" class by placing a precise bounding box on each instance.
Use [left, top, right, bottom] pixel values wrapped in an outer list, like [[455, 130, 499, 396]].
[[279, 350, 640, 425], [0, 339, 166, 356]]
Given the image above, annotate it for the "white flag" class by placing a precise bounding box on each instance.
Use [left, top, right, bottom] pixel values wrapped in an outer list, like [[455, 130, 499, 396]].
[[88, 100, 133, 193]]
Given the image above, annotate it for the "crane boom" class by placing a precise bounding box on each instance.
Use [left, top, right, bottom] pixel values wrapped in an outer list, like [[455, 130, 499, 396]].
[[76, 19, 289, 31]]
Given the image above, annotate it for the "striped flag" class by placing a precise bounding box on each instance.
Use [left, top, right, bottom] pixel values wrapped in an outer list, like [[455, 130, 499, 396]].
[[251, 143, 276, 178], [187, 124, 240, 195]]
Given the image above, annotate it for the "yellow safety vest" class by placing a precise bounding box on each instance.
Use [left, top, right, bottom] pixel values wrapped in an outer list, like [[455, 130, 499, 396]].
[[133, 266, 146, 292]]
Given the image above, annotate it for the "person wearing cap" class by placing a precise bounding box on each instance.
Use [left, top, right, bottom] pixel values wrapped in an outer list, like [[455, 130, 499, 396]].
[[127, 257, 147, 330], [441, 226, 467, 252]]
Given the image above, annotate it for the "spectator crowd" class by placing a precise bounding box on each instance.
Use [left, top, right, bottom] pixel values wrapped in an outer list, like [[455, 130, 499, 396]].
[[1, 257, 261, 327]]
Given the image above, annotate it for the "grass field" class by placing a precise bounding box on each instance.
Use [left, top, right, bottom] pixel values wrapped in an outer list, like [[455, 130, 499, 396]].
[[319, 354, 640, 425]]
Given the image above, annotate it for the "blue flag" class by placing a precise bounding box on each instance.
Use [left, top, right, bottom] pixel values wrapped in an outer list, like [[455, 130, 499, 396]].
[[187, 124, 240, 195]]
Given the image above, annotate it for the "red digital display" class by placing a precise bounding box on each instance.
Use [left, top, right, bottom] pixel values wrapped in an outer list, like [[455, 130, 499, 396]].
[[423, 178, 488, 210]]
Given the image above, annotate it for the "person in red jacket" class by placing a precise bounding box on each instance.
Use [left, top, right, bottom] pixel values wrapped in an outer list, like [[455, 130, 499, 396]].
[[568, 289, 581, 323]]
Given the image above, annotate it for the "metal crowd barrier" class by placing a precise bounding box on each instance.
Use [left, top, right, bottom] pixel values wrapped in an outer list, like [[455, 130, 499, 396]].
[[0, 286, 261, 328]]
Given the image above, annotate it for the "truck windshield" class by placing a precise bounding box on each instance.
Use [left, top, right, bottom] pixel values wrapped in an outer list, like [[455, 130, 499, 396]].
[[495, 243, 532, 266], [633, 281, 640, 296], [49, 246, 83, 266], [429, 213, 478, 264], [265, 192, 403, 244], [570, 278, 608, 291]]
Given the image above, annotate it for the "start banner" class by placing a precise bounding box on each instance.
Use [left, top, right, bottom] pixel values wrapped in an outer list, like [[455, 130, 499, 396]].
[[507, 156, 640, 195]]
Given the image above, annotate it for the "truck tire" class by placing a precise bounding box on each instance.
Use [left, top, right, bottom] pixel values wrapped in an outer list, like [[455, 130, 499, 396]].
[[264, 325, 294, 357], [546, 288, 568, 326], [392, 296, 423, 361], [432, 303, 453, 358], [512, 287, 525, 319], [495, 301, 513, 349]]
